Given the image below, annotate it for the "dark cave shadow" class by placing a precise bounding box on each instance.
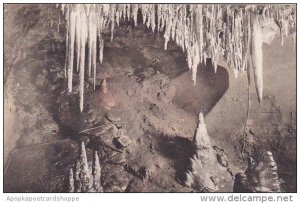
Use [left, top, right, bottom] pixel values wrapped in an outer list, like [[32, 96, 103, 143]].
[[110, 22, 230, 118], [10, 4, 74, 141], [156, 135, 195, 184], [172, 59, 229, 116]]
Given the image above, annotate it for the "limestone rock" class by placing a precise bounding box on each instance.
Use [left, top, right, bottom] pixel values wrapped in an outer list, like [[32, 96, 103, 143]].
[[114, 135, 133, 149], [91, 79, 116, 110], [105, 112, 121, 125], [233, 173, 255, 193], [67, 142, 103, 192], [217, 153, 229, 168], [239, 151, 281, 193], [182, 112, 223, 192], [108, 151, 126, 165], [41, 118, 59, 133]]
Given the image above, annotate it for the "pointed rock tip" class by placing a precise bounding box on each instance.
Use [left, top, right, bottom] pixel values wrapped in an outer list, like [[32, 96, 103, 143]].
[[198, 112, 204, 123], [94, 151, 99, 161], [265, 151, 273, 156], [101, 78, 108, 93], [80, 141, 86, 153]]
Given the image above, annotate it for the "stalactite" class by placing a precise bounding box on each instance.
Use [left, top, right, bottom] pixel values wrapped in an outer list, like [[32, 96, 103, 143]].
[[67, 10, 76, 92], [79, 12, 87, 112], [151, 5, 156, 32], [99, 37, 104, 64], [60, 4, 295, 111], [63, 6, 69, 78], [87, 11, 93, 77], [251, 15, 264, 103], [92, 28, 97, 90], [132, 4, 138, 26], [110, 5, 116, 42], [75, 8, 81, 73]]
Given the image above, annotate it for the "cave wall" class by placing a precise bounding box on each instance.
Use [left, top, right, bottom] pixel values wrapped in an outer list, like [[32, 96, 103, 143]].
[[205, 35, 296, 192], [206, 35, 296, 134], [3, 4, 63, 164], [263, 36, 296, 124]]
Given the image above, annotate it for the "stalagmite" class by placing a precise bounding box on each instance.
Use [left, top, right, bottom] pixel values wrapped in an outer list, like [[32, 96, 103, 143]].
[[193, 112, 211, 151], [182, 112, 221, 192], [233, 172, 254, 192], [68, 142, 104, 192], [184, 171, 194, 187], [74, 160, 82, 192], [79, 142, 90, 191], [241, 151, 281, 192], [262, 151, 281, 192], [92, 151, 103, 192], [245, 157, 261, 187], [68, 168, 74, 192], [189, 157, 197, 172]]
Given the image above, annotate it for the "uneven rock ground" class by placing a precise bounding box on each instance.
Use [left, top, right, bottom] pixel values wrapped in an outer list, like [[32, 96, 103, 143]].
[[4, 4, 296, 192]]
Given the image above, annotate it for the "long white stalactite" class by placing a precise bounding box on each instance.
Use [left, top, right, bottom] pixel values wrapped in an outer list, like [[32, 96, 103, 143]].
[[67, 10, 76, 92], [60, 4, 295, 112], [251, 15, 264, 103], [79, 12, 87, 112]]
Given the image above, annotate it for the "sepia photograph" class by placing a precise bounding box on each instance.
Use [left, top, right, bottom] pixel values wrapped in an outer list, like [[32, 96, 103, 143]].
[[2, 2, 297, 195]]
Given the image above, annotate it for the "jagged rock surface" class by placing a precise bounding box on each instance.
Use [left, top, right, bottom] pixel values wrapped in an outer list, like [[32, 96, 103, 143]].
[[234, 151, 281, 192], [183, 112, 232, 192], [67, 142, 103, 192]]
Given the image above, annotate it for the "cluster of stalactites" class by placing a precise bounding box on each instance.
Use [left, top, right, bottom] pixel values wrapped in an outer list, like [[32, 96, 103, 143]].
[[60, 4, 296, 111], [61, 4, 107, 112], [68, 142, 103, 192]]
